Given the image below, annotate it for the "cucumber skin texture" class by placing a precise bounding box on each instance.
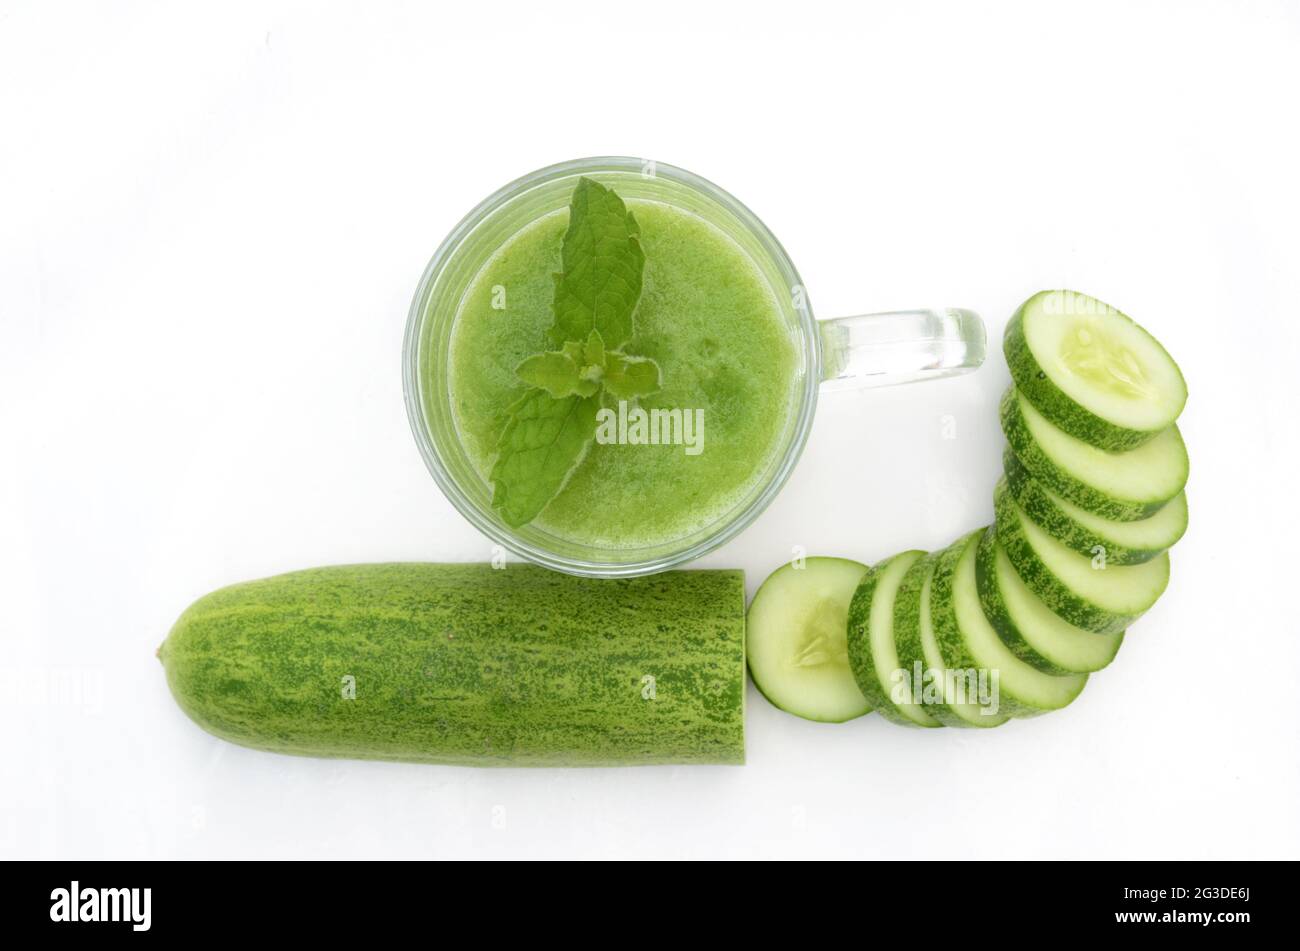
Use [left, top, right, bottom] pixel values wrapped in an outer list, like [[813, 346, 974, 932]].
[[888, 554, 958, 727], [846, 552, 934, 728], [1004, 292, 1185, 452], [159, 564, 746, 768], [1003, 451, 1187, 565], [928, 532, 1045, 720], [999, 388, 1187, 521], [893, 553, 980, 728], [993, 484, 1165, 635], [974, 527, 1072, 676], [975, 526, 1123, 675]]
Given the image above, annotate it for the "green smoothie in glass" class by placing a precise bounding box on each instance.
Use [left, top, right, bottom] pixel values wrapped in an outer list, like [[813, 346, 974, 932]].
[[445, 178, 800, 552], [406, 159, 986, 576]]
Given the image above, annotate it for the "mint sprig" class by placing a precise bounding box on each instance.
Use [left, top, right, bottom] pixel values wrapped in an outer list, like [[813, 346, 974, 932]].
[[490, 179, 662, 528]]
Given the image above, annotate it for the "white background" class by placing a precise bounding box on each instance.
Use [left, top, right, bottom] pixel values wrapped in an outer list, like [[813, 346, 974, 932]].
[[3, 0, 1298, 860]]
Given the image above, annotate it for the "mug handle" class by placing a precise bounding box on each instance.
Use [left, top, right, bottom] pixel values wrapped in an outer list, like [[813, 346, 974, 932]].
[[818, 308, 986, 390]]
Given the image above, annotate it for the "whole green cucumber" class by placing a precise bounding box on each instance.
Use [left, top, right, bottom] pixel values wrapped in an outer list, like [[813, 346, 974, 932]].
[[159, 564, 746, 767]]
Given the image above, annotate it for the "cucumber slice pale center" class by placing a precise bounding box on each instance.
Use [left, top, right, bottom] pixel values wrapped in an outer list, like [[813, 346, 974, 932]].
[[791, 598, 851, 669], [1059, 319, 1159, 401]]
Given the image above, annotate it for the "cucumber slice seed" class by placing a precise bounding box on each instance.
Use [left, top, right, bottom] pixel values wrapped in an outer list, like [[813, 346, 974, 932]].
[[1000, 386, 1188, 521], [1004, 451, 1188, 565], [846, 551, 941, 728], [747, 557, 872, 723], [976, 526, 1124, 675], [994, 480, 1170, 635], [1005, 290, 1187, 451]]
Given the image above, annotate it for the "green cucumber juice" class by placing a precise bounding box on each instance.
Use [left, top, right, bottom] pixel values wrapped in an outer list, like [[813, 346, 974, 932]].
[[448, 198, 800, 550]]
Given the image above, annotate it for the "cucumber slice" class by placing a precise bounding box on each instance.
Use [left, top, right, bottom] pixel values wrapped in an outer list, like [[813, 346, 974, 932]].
[[747, 557, 872, 723], [1000, 386, 1188, 520], [1004, 451, 1188, 565], [994, 480, 1170, 635], [976, 526, 1124, 674], [1005, 290, 1187, 451], [933, 530, 1088, 717], [898, 546, 1008, 727], [846, 551, 941, 728]]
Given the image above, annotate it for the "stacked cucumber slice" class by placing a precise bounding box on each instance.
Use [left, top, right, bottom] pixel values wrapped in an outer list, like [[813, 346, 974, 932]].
[[748, 290, 1189, 727]]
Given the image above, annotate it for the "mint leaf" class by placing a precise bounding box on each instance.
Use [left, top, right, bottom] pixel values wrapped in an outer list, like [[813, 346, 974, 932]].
[[603, 352, 661, 400], [516, 351, 580, 397], [548, 178, 644, 350], [515, 350, 598, 398], [490, 389, 599, 527]]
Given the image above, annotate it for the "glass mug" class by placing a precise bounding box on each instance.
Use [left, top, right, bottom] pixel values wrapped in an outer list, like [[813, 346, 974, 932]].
[[403, 157, 985, 577]]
